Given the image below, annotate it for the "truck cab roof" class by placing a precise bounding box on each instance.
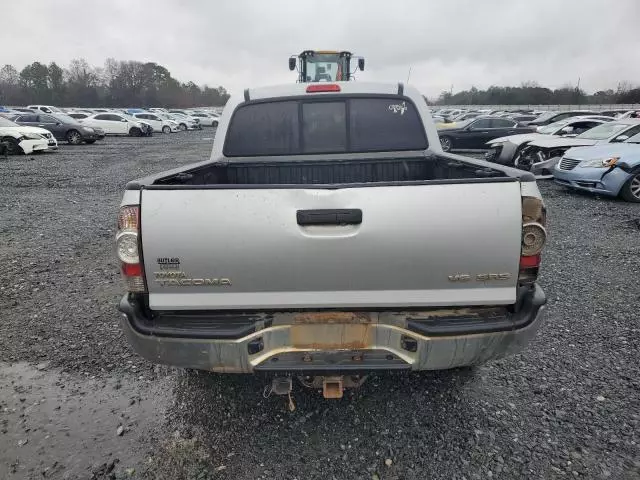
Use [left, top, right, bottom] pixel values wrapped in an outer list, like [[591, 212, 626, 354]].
[[244, 81, 404, 99]]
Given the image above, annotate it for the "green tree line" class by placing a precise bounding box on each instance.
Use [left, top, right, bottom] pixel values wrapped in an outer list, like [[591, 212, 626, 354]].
[[0, 58, 230, 108], [431, 81, 640, 105]]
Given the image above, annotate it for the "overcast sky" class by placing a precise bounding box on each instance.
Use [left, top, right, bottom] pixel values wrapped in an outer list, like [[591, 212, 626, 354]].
[[3, 0, 639, 98]]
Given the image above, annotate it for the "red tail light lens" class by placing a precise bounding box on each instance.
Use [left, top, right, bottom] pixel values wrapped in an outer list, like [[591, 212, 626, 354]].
[[306, 84, 341, 93], [520, 254, 541, 268], [121, 262, 143, 276], [116, 205, 146, 293]]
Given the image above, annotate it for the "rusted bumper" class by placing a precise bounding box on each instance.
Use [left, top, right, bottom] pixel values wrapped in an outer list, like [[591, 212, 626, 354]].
[[118, 285, 546, 373]]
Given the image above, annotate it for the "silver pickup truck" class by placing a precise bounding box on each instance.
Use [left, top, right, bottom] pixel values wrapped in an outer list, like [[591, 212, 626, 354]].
[[116, 82, 547, 399]]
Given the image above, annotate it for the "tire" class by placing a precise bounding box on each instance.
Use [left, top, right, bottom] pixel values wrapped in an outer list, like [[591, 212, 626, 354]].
[[212, 120, 219, 128], [129, 127, 142, 137], [66, 130, 82, 145], [179, 123, 187, 131], [85, 140, 96, 144], [1, 137, 23, 155], [620, 172, 640, 203], [439, 135, 453, 152], [162, 125, 171, 134]]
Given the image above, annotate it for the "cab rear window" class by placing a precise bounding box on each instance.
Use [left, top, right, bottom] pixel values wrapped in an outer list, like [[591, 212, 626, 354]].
[[224, 97, 427, 156]]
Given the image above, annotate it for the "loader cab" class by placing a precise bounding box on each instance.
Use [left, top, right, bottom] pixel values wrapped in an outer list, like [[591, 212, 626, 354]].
[[289, 50, 365, 82]]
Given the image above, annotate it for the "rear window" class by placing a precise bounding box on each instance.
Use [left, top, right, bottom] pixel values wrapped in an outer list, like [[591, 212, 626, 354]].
[[302, 102, 346, 153], [349, 98, 427, 152], [224, 97, 427, 156]]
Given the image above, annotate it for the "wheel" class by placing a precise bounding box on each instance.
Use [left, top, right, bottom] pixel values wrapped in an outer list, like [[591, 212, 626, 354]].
[[212, 120, 219, 128], [179, 123, 187, 131], [620, 172, 640, 203], [162, 125, 171, 134], [1, 137, 23, 155], [129, 127, 142, 137], [85, 140, 96, 144], [66, 130, 82, 145], [439, 136, 452, 152], [198, 124, 203, 130]]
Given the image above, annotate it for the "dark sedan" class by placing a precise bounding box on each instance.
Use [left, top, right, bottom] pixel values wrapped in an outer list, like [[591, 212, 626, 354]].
[[9, 113, 101, 145], [437, 116, 534, 152]]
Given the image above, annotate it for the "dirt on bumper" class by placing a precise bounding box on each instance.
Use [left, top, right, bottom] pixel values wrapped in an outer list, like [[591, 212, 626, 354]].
[[119, 286, 546, 373]]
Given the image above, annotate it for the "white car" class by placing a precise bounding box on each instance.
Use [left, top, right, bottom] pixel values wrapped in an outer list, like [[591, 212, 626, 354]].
[[187, 111, 220, 127], [157, 113, 198, 131], [27, 105, 65, 115], [168, 111, 203, 129], [131, 113, 179, 133], [486, 117, 613, 166], [0, 117, 58, 154], [81, 113, 149, 136], [0, 116, 53, 154]]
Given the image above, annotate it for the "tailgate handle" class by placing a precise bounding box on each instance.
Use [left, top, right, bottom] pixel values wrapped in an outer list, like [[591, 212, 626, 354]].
[[297, 209, 362, 226]]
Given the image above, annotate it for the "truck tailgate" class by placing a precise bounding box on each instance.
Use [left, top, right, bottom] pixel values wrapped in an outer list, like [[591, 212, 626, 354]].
[[140, 182, 522, 310]]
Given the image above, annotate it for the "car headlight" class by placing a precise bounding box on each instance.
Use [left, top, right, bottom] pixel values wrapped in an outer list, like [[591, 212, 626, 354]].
[[82, 127, 95, 133], [20, 132, 43, 140], [579, 157, 619, 168]]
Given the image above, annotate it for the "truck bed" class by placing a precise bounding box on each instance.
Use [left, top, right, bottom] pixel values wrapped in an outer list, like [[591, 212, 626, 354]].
[[135, 153, 517, 189]]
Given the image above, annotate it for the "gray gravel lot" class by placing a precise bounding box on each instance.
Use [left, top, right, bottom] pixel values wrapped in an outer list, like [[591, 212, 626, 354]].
[[1, 131, 639, 479]]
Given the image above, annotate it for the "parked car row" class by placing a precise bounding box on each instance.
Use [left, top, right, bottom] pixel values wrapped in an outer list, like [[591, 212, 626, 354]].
[[0, 104, 221, 154], [480, 116, 640, 202], [433, 107, 639, 126], [430, 105, 640, 202], [486, 118, 640, 174]]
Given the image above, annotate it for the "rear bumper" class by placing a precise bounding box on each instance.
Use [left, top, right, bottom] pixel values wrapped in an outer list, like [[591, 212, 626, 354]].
[[118, 285, 546, 373]]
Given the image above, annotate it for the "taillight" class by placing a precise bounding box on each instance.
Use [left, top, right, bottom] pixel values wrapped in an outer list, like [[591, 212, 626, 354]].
[[116, 205, 146, 292], [521, 223, 546, 256], [306, 84, 341, 93], [519, 197, 547, 283]]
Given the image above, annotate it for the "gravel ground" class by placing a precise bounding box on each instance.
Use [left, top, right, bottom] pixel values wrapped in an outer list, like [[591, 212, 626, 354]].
[[1, 131, 639, 479]]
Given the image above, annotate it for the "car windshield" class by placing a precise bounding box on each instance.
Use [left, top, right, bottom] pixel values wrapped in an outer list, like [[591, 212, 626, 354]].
[[0, 117, 18, 127], [576, 122, 631, 140], [538, 119, 572, 134], [533, 112, 557, 122]]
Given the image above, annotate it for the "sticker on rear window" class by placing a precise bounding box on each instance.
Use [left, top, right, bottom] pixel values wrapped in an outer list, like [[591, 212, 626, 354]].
[[388, 101, 408, 115]]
